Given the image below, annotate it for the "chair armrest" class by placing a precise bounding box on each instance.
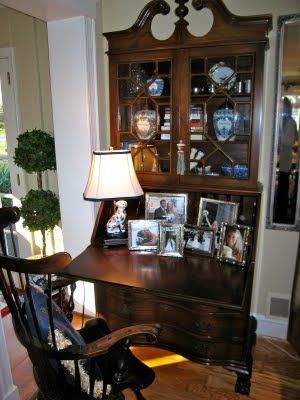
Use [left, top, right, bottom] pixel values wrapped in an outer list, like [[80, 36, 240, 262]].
[[82, 323, 160, 358], [49, 323, 160, 361], [0, 252, 72, 274]]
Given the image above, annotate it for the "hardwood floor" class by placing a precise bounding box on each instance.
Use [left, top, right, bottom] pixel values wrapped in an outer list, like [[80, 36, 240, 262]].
[[2, 314, 38, 400], [3, 313, 300, 400]]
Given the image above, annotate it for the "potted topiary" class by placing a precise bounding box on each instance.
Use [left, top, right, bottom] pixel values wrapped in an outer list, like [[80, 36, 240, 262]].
[[14, 129, 60, 256]]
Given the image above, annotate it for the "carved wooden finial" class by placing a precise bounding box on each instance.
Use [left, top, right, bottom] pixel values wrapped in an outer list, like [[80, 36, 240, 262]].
[[175, 0, 189, 23]]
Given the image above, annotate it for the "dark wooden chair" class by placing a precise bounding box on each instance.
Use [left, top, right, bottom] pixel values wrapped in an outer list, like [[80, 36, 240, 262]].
[[0, 206, 76, 320], [0, 251, 159, 399]]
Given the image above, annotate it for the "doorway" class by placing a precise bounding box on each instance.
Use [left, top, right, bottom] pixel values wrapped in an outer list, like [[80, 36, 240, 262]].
[[0, 47, 28, 256]]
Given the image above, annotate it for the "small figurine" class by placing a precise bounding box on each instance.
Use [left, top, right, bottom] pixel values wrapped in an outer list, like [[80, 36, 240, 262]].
[[106, 200, 128, 237], [177, 140, 186, 175]]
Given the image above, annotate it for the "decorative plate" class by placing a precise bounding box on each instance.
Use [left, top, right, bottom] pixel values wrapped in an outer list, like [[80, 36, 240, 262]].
[[208, 62, 236, 90], [148, 78, 164, 96]]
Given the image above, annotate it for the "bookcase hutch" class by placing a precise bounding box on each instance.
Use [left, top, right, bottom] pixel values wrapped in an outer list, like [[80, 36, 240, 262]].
[[74, 0, 272, 395]]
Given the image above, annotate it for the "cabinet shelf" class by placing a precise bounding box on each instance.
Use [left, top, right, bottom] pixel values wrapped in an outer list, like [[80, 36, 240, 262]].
[[190, 93, 252, 99], [190, 139, 249, 143], [119, 95, 171, 101]]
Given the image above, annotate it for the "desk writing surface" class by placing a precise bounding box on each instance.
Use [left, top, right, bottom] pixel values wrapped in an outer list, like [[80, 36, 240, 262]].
[[63, 246, 249, 309]]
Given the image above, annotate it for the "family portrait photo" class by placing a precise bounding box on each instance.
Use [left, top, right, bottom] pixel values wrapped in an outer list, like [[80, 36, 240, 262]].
[[145, 192, 188, 224], [217, 223, 251, 266], [197, 198, 239, 231], [183, 225, 215, 256], [158, 224, 184, 257], [128, 219, 160, 251]]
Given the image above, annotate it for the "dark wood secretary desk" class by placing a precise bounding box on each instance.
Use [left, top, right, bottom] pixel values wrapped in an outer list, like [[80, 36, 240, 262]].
[[63, 185, 261, 396], [63, 0, 271, 396]]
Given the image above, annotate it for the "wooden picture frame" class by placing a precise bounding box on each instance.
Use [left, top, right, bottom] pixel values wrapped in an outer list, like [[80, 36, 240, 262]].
[[217, 223, 251, 266]]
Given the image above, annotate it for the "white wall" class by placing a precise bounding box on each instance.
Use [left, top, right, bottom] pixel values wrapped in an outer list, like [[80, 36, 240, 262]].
[[100, 0, 300, 336], [47, 16, 99, 315], [0, 7, 64, 256]]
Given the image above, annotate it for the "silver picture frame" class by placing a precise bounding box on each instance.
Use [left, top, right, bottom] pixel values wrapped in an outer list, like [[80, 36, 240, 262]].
[[217, 223, 251, 266], [183, 225, 215, 257], [128, 219, 161, 251], [158, 224, 184, 257], [197, 198, 239, 230], [145, 192, 188, 224]]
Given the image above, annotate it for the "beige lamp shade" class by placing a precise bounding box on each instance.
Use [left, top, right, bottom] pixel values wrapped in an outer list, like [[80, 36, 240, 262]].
[[83, 149, 144, 200]]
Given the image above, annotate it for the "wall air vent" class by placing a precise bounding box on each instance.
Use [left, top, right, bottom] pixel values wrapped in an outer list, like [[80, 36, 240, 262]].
[[267, 292, 290, 319]]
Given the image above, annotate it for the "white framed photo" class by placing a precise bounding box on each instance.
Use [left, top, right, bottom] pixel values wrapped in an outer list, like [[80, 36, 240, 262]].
[[128, 219, 161, 251]]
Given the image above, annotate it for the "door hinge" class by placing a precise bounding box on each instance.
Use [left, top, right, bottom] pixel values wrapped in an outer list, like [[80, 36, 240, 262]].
[[7, 72, 11, 85]]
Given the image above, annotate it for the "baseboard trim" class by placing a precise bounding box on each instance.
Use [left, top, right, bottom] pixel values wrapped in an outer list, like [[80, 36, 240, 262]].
[[252, 313, 288, 339]]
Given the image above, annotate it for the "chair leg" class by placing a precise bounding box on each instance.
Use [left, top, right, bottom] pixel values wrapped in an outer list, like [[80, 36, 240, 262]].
[[131, 388, 147, 400], [66, 282, 76, 322], [108, 392, 125, 400]]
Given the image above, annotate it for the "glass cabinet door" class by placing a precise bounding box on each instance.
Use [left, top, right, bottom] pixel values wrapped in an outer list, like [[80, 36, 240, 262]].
[[117, 60, 172, 175], [188, 54, 254, 180]]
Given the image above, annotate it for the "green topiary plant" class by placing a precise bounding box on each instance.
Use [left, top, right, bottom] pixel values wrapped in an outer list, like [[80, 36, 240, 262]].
[[21, 190, 60, 256], [14, 129, 60, 256], [14, 128, 56, 190]]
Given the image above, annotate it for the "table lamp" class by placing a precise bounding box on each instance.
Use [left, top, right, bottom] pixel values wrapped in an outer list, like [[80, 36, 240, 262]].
[[84, 148, 144, 245]]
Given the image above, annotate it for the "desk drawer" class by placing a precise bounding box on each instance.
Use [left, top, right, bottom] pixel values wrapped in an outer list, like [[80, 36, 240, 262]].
[[95, 283, 247, 340], [158, 326, 244, 361]]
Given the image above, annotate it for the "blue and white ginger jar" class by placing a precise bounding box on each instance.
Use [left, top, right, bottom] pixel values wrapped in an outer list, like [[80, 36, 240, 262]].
[[213, 107, 241, 141]]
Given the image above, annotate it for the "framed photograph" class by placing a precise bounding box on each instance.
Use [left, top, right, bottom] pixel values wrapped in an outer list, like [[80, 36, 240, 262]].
[[158, 224, 184, 257], [128, 219, 160, 251], [183, 225, 215, 257], [217, 223, 251, 266], [145, 192, 188, 224], [197, 198, 239, 230]]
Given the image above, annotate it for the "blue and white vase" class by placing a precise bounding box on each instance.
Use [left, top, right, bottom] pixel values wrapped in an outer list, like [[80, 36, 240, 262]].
[[213, 106, 241, 141]]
